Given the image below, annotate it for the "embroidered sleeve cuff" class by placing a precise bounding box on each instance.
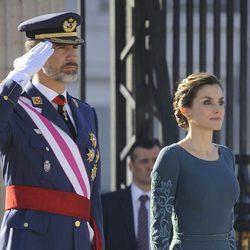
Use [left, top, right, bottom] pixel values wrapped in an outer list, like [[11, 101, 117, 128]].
[[6, 71, 30, 86]]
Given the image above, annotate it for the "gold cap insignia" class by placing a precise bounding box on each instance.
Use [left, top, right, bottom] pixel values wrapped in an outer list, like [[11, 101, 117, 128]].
[[72, 99, 79, 107], [95, 149, 100, 163], [32, 96, 43, 105], [87, 148, 95, 163], [91, 164, 98, 181], [63, 18, 77, 32], [89, 133, 97, 148]]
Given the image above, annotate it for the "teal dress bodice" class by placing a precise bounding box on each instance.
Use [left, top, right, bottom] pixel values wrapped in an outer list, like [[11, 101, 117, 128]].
[[150, 144, 240, 250]]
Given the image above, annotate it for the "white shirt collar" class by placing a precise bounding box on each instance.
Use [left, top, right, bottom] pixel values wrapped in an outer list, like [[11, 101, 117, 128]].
[[32, 81, 67, 103], [131, 183, 151, 202]]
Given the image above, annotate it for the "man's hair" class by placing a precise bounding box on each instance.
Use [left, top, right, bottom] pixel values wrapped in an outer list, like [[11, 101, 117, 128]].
[[24, 39, 40, 52], [129, 138, 161, 162]]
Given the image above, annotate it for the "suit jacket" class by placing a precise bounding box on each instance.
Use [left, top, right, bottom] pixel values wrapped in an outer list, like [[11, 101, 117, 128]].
[[101, 186, 138, 250], [0, 80, 104, 250]]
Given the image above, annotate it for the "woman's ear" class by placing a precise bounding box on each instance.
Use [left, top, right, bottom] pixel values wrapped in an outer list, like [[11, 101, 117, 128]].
[[180, 106, 190, 118]]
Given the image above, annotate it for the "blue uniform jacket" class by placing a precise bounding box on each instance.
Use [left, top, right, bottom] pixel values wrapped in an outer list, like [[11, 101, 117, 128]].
[[0, 79, 104, 250]]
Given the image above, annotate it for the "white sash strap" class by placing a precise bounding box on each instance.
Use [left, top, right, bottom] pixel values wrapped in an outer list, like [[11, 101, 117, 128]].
[[18, 97, 90, 199]]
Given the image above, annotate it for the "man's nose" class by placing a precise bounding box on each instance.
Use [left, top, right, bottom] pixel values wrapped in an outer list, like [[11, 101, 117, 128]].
[[66, 47, 77, 59]]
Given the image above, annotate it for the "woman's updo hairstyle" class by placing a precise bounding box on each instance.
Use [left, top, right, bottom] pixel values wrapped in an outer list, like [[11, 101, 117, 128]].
[[173, 72, 222, 130]]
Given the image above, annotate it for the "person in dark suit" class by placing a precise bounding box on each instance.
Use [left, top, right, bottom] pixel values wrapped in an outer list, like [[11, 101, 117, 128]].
[[0, 12, 104, 250], [101, 139, 161, 250]]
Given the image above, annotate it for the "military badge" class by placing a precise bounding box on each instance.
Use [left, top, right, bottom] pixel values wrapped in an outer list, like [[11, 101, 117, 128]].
[[43, 160, 51, 172], [95, 149, 100, 163], [32, 96, 43, 105], [89, 133, 97, 148], [63, 18, 77, 32], [87, 148, 95, 162], [91, 164, 97, 181], [72, 99, 79, 107], [61, 107, 69, 121]]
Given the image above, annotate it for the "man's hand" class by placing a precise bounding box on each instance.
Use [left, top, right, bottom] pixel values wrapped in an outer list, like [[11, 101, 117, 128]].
[[13, 41, 54, 78]]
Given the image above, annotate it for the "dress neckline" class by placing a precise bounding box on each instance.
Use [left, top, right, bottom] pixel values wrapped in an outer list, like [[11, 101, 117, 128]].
[[174, 143, 221, 163]]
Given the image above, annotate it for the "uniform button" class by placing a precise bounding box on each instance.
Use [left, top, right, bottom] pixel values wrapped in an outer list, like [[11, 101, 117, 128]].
[[44, 160, 51, 172], [75, 220, 81, 227], [3, 96, 8, 101], [45, 147, 50, 151], [23, 222, 29, 228]]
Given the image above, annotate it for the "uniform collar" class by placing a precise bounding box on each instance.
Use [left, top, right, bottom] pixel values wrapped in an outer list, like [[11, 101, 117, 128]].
[[32, 80, 67, 102]]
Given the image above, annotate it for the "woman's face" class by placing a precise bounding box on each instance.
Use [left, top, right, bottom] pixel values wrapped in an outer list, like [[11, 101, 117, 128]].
[[186, 84, 225, 131]]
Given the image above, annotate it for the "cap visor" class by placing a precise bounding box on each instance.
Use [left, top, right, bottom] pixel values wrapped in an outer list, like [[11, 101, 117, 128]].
[[43, 37, 84, 45]]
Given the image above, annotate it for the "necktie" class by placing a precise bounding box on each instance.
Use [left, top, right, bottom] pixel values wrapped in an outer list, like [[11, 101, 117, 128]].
[[137, 195, 149, 250], [52, 95, 76, 139]]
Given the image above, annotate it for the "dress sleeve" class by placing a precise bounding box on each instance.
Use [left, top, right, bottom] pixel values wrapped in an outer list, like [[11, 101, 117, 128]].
[[228, 209, 237, 250], [227, 147, 238, 250], [150, 146, 180, 250]]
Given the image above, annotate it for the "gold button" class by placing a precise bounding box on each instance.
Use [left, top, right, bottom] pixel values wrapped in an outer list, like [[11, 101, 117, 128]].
[[3, 96, 8, 101], [75, 220, 81, 227], [23, 222, 29, 228]]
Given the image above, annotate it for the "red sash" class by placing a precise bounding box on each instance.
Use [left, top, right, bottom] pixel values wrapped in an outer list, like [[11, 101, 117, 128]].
[[5, 185, 90, 220]]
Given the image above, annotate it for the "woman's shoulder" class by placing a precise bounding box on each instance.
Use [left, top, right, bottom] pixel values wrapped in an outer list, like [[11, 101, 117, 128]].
[[157, 143, 184, 161], [152, 143, 182, 177], [160, 143, 181, 154], [215, 144, 235, 162], [215, 144, 234, 155]]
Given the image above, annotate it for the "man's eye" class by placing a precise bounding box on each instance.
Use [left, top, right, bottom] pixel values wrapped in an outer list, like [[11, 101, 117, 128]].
[[139, 159, 148, 164], [55, 46, 65, 50], [219, 100, 225, 106]]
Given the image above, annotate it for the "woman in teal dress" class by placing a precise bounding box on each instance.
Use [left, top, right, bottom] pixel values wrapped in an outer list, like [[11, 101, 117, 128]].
[[150, 72, 240, 250]]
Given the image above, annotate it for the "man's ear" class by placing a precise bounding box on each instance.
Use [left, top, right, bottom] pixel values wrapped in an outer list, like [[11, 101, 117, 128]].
[[129, 161, 133, 171]]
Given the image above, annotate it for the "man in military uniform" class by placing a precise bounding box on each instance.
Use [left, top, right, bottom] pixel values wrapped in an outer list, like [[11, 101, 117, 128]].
[[0, 12, 104, 250]]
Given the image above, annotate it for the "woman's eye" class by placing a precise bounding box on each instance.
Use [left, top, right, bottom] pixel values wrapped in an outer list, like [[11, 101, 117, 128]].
[[203, 100, 211, 105]]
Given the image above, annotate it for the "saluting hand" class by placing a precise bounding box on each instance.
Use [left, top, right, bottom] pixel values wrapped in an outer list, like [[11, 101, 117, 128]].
[[13, 41, 54, 78], [5, 41, 54, 85]]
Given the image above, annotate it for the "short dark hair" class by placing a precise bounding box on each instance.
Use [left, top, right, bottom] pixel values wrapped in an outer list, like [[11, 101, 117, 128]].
[[24, 39, 40, 52], [129, 138, 161, 162]]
